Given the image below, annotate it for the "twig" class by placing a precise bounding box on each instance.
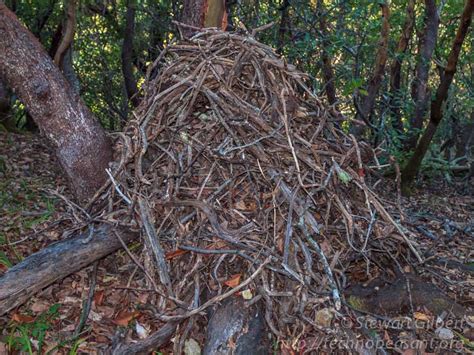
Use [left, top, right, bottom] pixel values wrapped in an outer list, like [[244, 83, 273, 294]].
[[73, 261, 98, 338], [159, 258, 270, 321], [138, 198, 172, 290], [106, 168, 132, 205], [114, 230, 160, 291], [298, 215, 341, 310]]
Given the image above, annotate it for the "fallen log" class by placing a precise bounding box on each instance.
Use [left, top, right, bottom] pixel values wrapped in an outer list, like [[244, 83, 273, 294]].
[[0, 225, 138, 315]]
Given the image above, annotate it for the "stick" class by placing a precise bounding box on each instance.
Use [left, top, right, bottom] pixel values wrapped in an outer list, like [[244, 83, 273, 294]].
[[298, 215, 341, 310]]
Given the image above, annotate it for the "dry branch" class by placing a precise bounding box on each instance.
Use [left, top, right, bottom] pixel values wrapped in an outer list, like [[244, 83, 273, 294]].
[[0, 225, 137, 315]]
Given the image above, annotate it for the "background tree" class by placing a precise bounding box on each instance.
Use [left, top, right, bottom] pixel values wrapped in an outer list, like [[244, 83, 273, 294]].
[[402, 0, 473, 189], [405, 0, 439, 150], [0, 2, 112, 201], [389, 0, 416, 133]]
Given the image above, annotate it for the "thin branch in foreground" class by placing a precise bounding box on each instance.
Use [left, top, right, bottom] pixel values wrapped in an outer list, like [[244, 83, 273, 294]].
[[298, 215, 341, 311]]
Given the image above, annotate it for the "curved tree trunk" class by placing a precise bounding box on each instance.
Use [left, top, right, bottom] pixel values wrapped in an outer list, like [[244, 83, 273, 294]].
[[53, 0, 77, 68], [0, 3, 112, 201], [0, 0, 118, 326]]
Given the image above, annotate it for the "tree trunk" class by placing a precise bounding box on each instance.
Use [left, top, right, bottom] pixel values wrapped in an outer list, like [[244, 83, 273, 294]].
[[352, 2, 390, 137], [316, 0, 337, 106], [0, 79, 9, 119], [53, 0, 77, 68], [181, 0, 226, 34], [0, 79, 15, 131], [0, 226, 138, 315], [405, 0, 439, 150], [402, 0, 473, 190], [276, 0, 290, 54], [389, 0, 415, 132], [122, 0, 140, 108], [0, 3, 113, 201]]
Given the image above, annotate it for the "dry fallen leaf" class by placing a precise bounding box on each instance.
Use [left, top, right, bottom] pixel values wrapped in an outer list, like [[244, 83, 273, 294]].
[[113, 310, 140, 326], [413, 311, 430, 322], [166, 249, 188, 260], [88, 310, 103, 322], [224, 274, 241, 288], [184, 338, 201, 355], [30, 299, 50, 313], [235, 200, 247, 210], [314, 308, 333, 327], [12, 313, 35, 324], [94, 290, 105, 306]]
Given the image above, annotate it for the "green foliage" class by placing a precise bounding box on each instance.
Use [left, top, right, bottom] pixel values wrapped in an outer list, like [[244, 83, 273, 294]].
[[0, 249, 13, 268], [6, 304, 61, 354]]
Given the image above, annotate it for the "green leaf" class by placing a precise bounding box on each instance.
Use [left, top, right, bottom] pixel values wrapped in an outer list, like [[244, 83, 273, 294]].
[[0, 251, 12, 268], [337, 169, 352, 186]]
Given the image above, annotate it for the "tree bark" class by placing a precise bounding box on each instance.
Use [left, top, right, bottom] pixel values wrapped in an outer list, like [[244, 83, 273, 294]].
[[121, 0, 140, 108], [402, 0, 473, 189], [181, 0, 226, 35], [276, 0, 290, 54], [352, 2, 390, 137], [53, 0, 77, 68], [389, 0, 415, 132], [316, 0, 337, 106], [0, 79, 15, 130], [0, 226, 138, 315], [0, 3, 113, 201], [405, 0, 439, 150], [0, 79, 9, 120]]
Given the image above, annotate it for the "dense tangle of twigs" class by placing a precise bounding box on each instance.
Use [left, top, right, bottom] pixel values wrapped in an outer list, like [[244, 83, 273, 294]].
[[92, 28, 421, 338]]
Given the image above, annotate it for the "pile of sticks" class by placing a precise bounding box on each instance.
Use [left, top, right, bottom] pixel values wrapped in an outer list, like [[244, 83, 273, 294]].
[[94, 28, 421, 338]]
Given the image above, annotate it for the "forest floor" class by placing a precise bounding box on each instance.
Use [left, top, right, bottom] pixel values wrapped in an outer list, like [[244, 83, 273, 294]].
[[0, 132, 472, 354]]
